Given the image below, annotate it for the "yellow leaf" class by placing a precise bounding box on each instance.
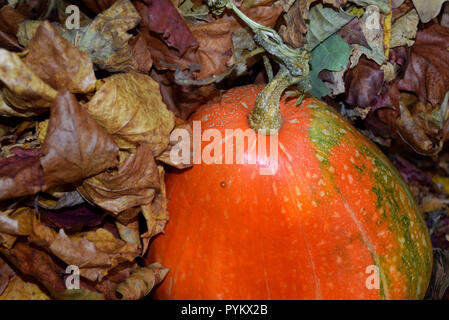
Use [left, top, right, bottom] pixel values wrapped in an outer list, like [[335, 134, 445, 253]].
[[84, 72, 175, 154], [0, 275, 50, 300]]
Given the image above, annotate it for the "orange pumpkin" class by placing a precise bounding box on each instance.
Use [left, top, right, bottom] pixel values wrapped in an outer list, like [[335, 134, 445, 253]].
[[148, 85, 432, 300]]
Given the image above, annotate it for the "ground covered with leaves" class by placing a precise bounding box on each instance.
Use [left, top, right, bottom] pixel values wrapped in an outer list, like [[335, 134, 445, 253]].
[[1, 0, 449, 300]]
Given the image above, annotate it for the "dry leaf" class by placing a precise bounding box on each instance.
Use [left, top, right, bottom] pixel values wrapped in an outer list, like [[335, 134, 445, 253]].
[[0, 48, 57, 116], [0, 256, 15, 296], [17, 0, 140, 72], [398, 24, 449, 106], [190, 19, 235, 80], [412, 0, 448, 23], [78, 144, 160, 216], [0, 275, 50, 300], [0, 5, 25, 51], [116, 263, 169, 300], [22, 21, 96, 93], [0, 147, 44, 201], [84, 72, 175, 154], [390, 9, 419, 47], [141, 165, 168, 240], [345, 57, 384, 107], [40, 91, 119, 188]]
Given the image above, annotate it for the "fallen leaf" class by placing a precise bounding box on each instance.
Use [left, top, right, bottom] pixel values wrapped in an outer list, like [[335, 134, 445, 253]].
[[40, 91, 119, 188], [0, 275, 50, 300], [390, 9, 419, 47], [412, 0, 448, 23], [0, 256, 15, 295], [190, 19, 235, 80], [0, 48, 57, 116], [425, 248, 449, 299], [17, 0, 140, 72], [0, 147, 44, 201], [139, 0, 198, 55], [84, 72, 175, 154], [22, 21, 96, 93], [78, 144, 160, 216], [0, 5, 25, 51], [305, 3, 355, 50], [116, 263, 168, 300], [344, 56, 384, 107], [0, 242, 66, 294], [309, 33, 351, 98], [398, 24, 449, 106]]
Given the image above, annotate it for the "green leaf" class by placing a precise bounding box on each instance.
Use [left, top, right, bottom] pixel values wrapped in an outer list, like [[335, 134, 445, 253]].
[[305, 4, 355, 51], [309, 34, 350, 98]]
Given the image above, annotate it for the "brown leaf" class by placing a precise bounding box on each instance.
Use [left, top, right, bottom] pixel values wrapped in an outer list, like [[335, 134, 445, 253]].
[[398, 24, 449, 106], [0, 5, 25, 51], [150, 68, 221, 120], [190, 19, 235, 80], [128, 31, 153, 73], [0, 242, 66, 294], [139, 0, 199, 55], [84, 72, 175, 154], [141, 165, 168, 240], [0, 147, 44, 201], [78, 144, 160, 216], [16, 0, 140, 73], [344, 57, 384, 107], [116, 263, 168, 299], [134, 1, 198, 72], [40, 91, 119, 188], [22, 21, 96, 94], [0, 256, 15, 295]]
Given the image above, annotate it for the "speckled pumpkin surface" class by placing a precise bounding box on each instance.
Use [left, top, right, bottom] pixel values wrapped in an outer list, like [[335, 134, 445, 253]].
[[148, 85, 433, 300]]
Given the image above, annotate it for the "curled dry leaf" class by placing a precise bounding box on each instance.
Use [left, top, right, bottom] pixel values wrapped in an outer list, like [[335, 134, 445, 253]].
[[0, 5, 25, 51], [152, 69, 221, 119], [279, 0, 347, 48], [140, 0, 198, 55], [40, 91, 119, 189], [0, 275, 50, 300], [0, 49, 57, 116], [0, 256, 15, 295], [0, 147, 44, 201], [84, 72, 175, 154], [190, 19, 235, 80], [78, 144, 160, 216], [390, 9, 419, 47], [128, 31, 153, 73], [40, 203, 106, 230], [17, 0, 140, 73], [116, 263, 169, 300], [22, 21, 96, 93], [141, 166, 168, 241], [134, 0, 198, 72], [0, 242, 66, 294], [398, 24, 449, 106], [344, 56, 384, 107]]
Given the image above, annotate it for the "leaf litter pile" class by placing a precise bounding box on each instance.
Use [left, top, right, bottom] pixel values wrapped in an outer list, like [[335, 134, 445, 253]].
[[1, 0, 449, 299]]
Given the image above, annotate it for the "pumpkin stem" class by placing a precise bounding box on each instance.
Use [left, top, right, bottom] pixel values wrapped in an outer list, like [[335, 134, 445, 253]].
[[208, 0, 312, 134]]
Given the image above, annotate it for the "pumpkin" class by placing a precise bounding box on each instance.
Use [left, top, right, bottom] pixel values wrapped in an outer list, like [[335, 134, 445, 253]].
[[148, 85, 432, 300]]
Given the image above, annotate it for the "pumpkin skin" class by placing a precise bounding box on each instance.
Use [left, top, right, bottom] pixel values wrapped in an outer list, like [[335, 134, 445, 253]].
[[148, 85, 432, 300]]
